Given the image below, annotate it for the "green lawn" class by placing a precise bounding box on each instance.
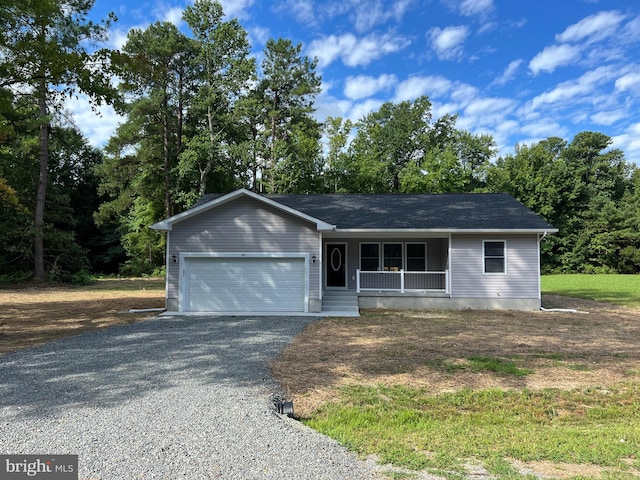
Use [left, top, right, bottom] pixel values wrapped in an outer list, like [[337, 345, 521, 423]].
[[542, 274, 640, 308], [307, 384, 640, 479]]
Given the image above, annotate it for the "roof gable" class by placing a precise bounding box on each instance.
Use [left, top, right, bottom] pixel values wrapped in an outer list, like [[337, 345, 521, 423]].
[[150, 189, 335, 232]]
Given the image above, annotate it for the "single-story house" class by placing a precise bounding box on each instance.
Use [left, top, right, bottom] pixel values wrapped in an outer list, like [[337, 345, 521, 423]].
[[150, 188, 557, 314]]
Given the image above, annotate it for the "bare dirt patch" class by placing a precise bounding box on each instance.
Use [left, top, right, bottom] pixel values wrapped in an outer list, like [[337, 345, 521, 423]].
[[0, 278, 165, 355]]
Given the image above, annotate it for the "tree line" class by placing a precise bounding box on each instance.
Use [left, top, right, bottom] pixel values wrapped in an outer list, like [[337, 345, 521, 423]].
[[1, 0, 639, 282]]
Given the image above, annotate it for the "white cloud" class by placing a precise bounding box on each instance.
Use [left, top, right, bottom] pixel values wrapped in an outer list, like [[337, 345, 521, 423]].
[[494, 119, 519, 139], [319, 0, 413, 32], [459, 97, 515, 132], [346, 32, 411, 66], [450, 83, 478, 106], [107, 27, 132, 50], [529, 44, 580, 75], [591, 109, 626, 126], [521, 121, 566, 138], [556, 10, 625, 43], [491, 59, 523, 86], [615, 72, 640, 93], [612, 122, 640, 166], [348, 98, 385, 122], [162, 7, 184, 27], [308, 32, 410, 68], [528, 66, 617, 111], [309, 34, 356, 68], [458, 0, 494, 17], [219, 0, 256, 19], [428, 25, 468, 60], [622, 15, 640, 42], [276, 0, 316, 25], [344, 74, 398, 100], [149, 1, 185, 27], [249, 26, 270, 46], [464, 97, 515, 117], [314, 90, 353, 124], [351, 0, 413, 32], [431, 101, 460, 120], [67, 94, 124, 147], [393, 75, 453, 102]]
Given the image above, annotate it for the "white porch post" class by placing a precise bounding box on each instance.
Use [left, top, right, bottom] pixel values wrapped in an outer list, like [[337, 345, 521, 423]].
[[400, 269, 405, 293], [448, 233, 452, 298], [356, 269, 361, 292], [318, 232, 323, 300]]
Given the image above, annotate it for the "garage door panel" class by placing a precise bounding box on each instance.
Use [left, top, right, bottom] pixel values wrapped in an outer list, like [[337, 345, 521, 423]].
[[184, 257, 305, 312]]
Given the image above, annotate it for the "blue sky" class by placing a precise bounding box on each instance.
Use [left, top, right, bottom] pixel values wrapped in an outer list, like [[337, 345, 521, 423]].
[[77, 0, 640, 165]]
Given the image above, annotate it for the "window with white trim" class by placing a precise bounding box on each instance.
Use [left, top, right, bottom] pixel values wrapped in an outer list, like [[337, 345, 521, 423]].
[[359, 242, 429, 272], [406, 243, 426, 271], [484, 240, 506, 274], [360, 243, 380, 271], [383, 243, 403, 271]]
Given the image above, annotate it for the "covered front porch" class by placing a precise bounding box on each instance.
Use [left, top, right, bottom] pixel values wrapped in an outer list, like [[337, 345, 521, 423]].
[[322, 236, 450, 296]]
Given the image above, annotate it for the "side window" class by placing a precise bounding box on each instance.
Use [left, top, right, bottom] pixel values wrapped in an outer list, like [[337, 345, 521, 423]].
[[360, 243, 380, 271], [484, 240, 506, 274]]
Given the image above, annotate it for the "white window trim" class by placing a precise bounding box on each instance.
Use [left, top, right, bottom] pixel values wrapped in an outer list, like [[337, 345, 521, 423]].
[[359, 242, 380, 271], [483, 240, 508, 275], [358, 242, 430, 272], [405, 242, 427, 272], [382, 242, 404, 271]]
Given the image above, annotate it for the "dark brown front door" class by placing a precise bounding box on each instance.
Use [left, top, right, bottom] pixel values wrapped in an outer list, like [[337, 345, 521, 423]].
[[326, 243, 346, 288]]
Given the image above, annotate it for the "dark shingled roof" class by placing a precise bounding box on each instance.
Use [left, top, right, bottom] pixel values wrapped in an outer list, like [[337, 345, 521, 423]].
[[198, 192, 556, 231]]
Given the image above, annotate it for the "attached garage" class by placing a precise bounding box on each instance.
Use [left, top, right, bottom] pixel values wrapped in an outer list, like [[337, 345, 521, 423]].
[[181, 254, 309, 313]]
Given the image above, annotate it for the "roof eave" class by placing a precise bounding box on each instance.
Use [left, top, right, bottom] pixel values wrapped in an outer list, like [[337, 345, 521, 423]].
[[331, 228, 558, 235]]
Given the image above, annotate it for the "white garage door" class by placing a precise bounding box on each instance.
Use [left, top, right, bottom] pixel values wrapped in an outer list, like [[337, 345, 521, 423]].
[[183, 256, 306, 312]]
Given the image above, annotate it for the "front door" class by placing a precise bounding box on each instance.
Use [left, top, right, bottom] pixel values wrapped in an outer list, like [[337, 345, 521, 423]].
[[326, 243, 347, 288]]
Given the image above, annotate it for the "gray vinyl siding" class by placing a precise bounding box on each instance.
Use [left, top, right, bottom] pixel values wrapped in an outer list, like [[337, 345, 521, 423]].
[[325, 237, 449, 291], [167, 196, 320, 300], [450, 234, 540, 299]]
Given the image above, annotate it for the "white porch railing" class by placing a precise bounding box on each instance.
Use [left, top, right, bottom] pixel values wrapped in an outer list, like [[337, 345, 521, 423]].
[[356, 269, 448, 293]]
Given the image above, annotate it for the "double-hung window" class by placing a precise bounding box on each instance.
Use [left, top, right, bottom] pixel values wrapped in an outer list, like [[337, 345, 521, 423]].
[[383, 243, 403, 271], [360, 243, 380, 271], [406, 243, 426, 271], [483, 240, 506, 274]]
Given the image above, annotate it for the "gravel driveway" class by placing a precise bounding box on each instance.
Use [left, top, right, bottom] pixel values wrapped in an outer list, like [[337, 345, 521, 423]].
[[0, 315, 380, 479]]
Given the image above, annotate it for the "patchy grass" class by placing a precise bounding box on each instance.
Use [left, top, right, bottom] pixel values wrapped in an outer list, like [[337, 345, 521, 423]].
[[542, 274, 640, 309], [0, 278, 165, 355], [466, 356, 533, 377], [270, 299, 640, 479]]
